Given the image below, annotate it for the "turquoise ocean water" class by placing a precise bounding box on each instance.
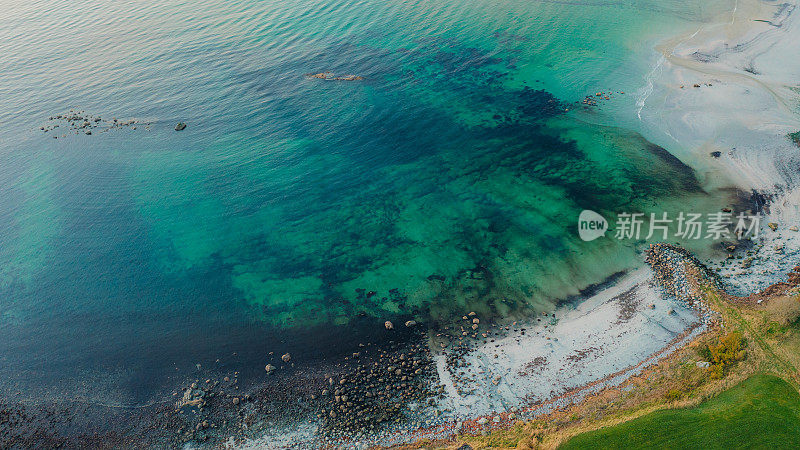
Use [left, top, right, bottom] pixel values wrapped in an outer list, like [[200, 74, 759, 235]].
[[0, 0, 736, 403]]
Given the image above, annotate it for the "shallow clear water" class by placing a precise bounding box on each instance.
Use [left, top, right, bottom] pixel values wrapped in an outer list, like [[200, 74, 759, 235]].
[[0, 0, 735, 402]]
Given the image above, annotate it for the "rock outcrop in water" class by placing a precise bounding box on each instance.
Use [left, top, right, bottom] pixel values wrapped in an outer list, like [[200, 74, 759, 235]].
[[39, 109, 150, 139], [305, 72, 365, 81]]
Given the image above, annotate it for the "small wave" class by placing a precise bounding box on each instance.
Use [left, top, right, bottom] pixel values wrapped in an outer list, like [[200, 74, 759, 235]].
[[635, 54, 665, 121]]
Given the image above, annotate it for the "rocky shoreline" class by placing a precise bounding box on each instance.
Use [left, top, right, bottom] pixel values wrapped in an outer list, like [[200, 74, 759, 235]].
[[2, 238, 795, 449], [0, 322, 439, 448]]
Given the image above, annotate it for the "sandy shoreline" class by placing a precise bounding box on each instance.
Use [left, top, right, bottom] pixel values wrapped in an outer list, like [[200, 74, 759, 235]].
[[431, 268, 698, 417], [382, 266, 706, 447]]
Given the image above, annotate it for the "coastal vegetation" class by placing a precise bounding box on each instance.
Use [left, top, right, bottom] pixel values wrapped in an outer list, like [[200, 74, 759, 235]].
[[696, 331, 746, 379]]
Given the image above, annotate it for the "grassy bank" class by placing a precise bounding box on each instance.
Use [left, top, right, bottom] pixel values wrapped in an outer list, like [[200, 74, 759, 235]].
[[560, 373, 800, 449]]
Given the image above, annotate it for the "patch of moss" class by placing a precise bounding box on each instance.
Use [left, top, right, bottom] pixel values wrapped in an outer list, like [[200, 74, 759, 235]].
[[789, 131, 800, 147]]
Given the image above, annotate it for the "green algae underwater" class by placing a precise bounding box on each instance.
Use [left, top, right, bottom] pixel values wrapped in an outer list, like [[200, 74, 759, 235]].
[[0, 0, 740, 401]]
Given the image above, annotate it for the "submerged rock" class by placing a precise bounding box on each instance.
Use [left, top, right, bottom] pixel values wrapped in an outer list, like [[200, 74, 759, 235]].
[[306, 72, 365, 81], [176, 388, 206, 409]]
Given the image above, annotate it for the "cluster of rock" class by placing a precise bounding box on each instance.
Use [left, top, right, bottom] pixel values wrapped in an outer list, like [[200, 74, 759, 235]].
[[176, 385, 207, 410], [704, 215, 799, 274], [262, 352, 293, 376], [645, 243, 719, 324], [579, 90, 624, 109], [680, 82, 714, 89], [171, 373, 252, 443], [165, 308, 563, 446], [39, 110, 151, 138], [787, 266, 800, 285], [383, 319, 417, 330], [161, 321, 446, 446], [314, 340, 439, 436], [39, 110, 190, 138]]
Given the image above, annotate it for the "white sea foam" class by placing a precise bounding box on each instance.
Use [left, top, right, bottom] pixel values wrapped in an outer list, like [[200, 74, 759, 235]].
[[636, 54, 666, 122]]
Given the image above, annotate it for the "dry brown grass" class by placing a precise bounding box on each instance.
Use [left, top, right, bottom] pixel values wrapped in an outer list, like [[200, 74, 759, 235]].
[[765, 294, 800, 326]]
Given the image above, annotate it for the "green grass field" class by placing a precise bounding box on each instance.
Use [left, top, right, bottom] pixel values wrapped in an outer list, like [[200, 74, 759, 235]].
[[561, 374, 800, 449]]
